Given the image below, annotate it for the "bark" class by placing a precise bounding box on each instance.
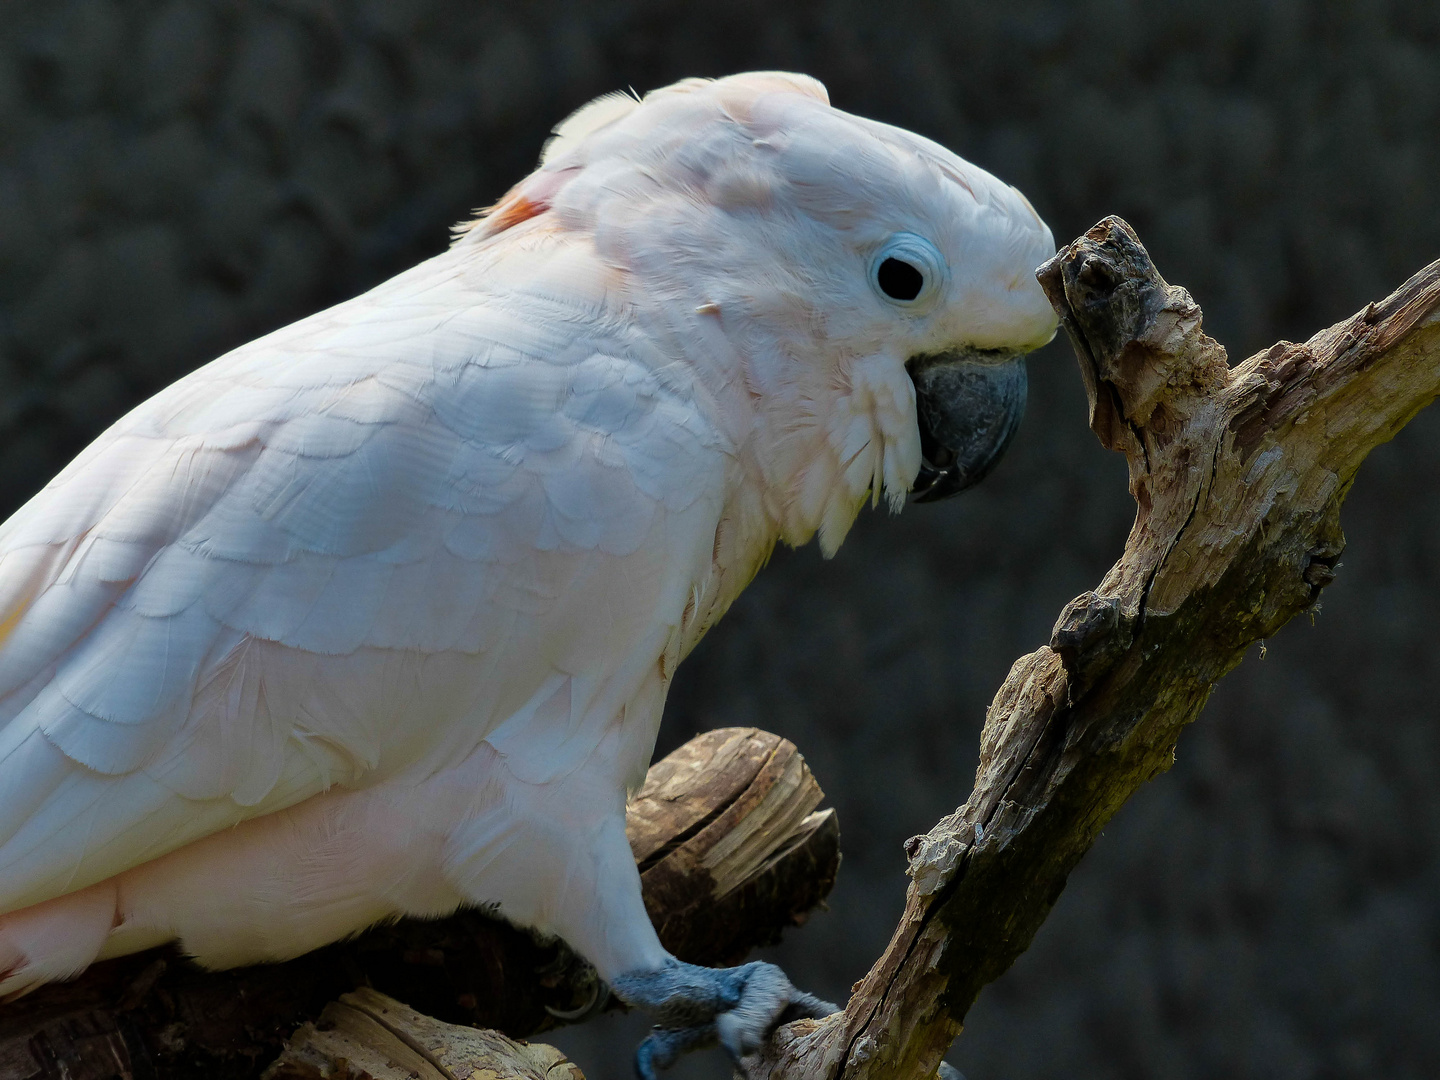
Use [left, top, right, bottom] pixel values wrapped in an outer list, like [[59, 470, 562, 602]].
[[750, 217, 1440, 1079], [263, 988, 585, 1080], [0, 728, 839, 1080]]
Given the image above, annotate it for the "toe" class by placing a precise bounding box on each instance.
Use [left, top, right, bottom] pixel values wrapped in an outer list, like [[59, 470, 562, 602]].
[[715, 962, 838, 1060], [782, 987, 839, 1021], [617, 958, 839, 1075], [634, 1024, 717, 1080], [715, 963, 788, 1058]]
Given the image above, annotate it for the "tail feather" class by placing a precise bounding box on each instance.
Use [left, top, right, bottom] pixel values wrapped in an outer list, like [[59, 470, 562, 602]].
[[0, 881, 116, 999]]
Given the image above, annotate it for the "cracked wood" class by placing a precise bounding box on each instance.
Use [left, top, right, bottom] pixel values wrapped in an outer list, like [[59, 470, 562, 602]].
[[748, 217, 1440, 1080]]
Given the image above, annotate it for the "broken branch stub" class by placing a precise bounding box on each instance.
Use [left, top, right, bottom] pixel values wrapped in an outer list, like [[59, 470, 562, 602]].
[[630, 726, 839, 968], [263, 988, 585, 1080], [750, 218, 1440, 1080]]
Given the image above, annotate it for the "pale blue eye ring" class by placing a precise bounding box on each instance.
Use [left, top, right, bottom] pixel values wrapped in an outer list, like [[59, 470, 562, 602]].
[[870, 233, 947, 307]]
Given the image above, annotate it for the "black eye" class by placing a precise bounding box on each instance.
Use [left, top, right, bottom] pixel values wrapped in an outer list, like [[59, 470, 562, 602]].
[[876, 257, 925, 301]]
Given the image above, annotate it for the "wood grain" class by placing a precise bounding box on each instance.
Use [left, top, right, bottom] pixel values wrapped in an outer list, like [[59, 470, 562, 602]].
[[263, 988, 584, 1080], [748, 218, 1440, 1079]]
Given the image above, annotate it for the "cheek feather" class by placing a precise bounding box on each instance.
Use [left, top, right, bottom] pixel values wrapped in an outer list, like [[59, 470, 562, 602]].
[[797, 355, 921, 558], [846, 355, 921, 512]]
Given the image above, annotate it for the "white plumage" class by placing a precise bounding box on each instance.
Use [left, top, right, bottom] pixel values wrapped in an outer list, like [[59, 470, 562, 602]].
[[0, 72, 1056, 1012]]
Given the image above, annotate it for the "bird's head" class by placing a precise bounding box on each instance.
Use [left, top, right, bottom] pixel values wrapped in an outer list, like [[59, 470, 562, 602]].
[[457, 72, 1058, 555]]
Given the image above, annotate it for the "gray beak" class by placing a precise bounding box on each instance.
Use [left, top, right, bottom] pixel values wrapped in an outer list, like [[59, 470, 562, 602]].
[[906, 351, 1028, 502]]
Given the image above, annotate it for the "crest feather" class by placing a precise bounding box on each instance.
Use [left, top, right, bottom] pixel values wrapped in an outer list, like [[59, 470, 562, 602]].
[[540, 90, 642, 165]]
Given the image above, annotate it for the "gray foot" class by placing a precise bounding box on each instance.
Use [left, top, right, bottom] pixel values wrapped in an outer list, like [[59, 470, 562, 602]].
[[612, 958, 837, 1079]]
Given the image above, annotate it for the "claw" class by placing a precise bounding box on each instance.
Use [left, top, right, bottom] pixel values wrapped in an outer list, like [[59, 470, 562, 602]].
[[531, 939, 577, 980], [544, 978, 610, 1022]]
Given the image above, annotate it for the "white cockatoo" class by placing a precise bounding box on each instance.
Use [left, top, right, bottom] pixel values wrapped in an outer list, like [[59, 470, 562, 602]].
[[0, 73, 1055, 1075]]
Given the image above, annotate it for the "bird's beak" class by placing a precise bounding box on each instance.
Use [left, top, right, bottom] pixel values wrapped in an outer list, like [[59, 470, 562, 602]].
[[906, 350, 1028, 502]]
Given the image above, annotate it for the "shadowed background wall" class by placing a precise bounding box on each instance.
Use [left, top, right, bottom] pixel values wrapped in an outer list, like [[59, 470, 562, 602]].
[[2, 2, 1438, 1077]]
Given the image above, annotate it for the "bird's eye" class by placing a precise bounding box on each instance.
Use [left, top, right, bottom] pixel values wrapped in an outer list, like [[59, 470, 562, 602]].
[[870, 233, 946, 308], [877, 258, 924, 301]]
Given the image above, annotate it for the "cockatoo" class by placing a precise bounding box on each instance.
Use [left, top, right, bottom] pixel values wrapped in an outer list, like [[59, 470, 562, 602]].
[[0, 73, 1055, 1075]]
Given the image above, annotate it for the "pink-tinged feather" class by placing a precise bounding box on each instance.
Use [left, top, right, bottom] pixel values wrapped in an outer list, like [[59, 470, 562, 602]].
[[0, 71, 1056, 1000]]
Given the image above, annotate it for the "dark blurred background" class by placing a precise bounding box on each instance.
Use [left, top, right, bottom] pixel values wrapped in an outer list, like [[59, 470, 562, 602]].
[[3, 1, 1439, 1077]]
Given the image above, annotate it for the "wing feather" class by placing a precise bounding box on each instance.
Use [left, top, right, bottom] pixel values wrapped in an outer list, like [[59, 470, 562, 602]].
[[0, 243, 727, 914]]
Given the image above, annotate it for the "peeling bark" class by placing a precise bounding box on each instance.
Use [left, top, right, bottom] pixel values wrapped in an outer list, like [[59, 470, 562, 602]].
[[749, 218, 1440, 1079]]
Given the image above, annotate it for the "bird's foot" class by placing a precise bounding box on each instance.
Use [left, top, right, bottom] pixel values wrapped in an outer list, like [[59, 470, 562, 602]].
[[612, 958, 837, 1079]]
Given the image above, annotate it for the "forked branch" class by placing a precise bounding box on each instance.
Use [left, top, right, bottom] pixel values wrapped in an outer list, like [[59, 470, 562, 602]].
[[751, 217, 1440, 1079]]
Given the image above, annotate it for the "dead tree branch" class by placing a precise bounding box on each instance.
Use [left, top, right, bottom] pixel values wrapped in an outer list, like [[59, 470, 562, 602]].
[[262, 987, 586, 1080], [0, 728, 838, 1080], [752, 217, 1440, 1079]]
